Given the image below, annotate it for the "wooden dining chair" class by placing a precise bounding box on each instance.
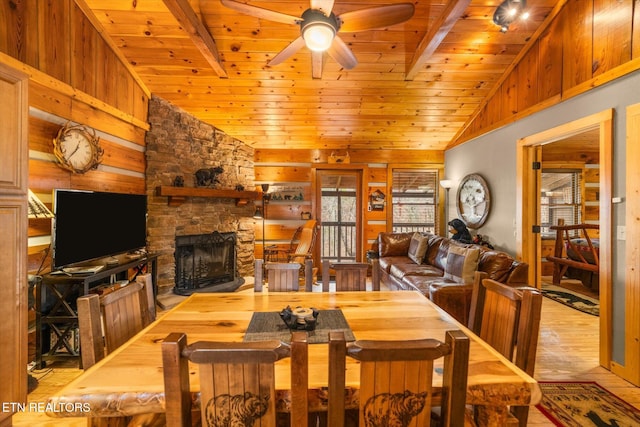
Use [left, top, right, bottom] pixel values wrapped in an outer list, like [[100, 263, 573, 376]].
[[328, 329, 470, 427], [467, 272, 542, 426], [162, 331, 309, 427], [77, 281, 152, 369], [254, 259, 314, 291], [321, 261, 371, 292]]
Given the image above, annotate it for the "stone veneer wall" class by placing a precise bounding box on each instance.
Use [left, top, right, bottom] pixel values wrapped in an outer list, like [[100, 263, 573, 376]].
[[145, 95, 256, 295]]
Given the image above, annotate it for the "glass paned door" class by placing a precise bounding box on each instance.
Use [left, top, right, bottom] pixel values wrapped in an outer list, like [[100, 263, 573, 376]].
[[316, 170, 362, 262]]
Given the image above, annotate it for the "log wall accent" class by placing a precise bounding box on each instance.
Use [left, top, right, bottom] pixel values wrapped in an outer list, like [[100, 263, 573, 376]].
[[453, 0, 640, 147], [254, 149, 444, 263], [0, 0, 149, 122], [1, 1, 149, 274]]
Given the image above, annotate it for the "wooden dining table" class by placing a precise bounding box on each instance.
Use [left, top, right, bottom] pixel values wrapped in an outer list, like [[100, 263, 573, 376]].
[[46, 290, 541, 426]]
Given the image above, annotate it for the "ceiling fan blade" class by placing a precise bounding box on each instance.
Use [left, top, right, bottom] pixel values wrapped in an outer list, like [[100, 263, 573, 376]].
[[220, 0, 300, 25], [268, 36, 306, 66], [338, 3, 415, 33], [327, 36, 357, 69], [311, 51, 323, 79], [310, 0, 335, 15]]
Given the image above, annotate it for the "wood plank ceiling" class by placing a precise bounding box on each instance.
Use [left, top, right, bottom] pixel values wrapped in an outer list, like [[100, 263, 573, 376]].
[[79, 0, 557, 150]]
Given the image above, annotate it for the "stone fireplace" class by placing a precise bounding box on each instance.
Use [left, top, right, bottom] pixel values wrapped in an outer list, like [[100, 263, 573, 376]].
[[145, 95, 257, 296], [174, 231, 242, 295]]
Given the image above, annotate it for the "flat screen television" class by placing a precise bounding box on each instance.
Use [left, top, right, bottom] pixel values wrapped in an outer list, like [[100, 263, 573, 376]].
[[51, 189, 147, 270]]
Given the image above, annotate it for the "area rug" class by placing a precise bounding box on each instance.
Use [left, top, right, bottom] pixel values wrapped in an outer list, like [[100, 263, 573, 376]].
[[536, 381, 640, 426], [540, 283, 599, 316]]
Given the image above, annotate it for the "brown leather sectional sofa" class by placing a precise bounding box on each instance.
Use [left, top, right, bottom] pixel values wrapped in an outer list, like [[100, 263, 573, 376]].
[[373, 231, 529, 325]]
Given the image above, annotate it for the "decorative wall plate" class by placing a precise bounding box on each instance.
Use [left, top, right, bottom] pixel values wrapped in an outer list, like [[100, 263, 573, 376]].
[[456, 173, 490, 229]]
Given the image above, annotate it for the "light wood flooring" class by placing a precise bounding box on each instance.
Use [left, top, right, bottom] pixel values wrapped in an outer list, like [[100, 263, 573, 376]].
[[13, 290, 640, 426]]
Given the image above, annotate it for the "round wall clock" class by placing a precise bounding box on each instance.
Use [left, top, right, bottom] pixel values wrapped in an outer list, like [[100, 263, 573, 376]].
[[53, 122, 103, 174], [456, 173, 490, 229]]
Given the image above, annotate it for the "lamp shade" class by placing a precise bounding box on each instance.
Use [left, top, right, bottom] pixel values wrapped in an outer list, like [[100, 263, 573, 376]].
[[253, 207, 263, 219], [439, 179, 454, 190], [28, 190, 54, 219]]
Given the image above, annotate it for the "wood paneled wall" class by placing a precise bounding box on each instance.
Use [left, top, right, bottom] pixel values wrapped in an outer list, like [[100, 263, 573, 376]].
[[0, 0, 150, 274], [453, 0, 640, 147], [254, 149, 444, 263]]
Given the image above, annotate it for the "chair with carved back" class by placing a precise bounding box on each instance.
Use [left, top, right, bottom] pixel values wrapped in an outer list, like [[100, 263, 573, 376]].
[[321, 260, 372, 292], [328, 329, 470, 427], [162, 331, 309, 427], [77, 281, 152, 369], [467, 272, 542, 427]]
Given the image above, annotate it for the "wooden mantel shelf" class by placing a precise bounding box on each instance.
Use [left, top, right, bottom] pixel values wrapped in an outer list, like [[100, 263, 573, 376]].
[[156, 186, 261, 207]]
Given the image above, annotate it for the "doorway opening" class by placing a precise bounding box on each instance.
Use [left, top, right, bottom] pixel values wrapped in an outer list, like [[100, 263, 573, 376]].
[[517, 109, 612, 369], [316, 170, 362, 263]]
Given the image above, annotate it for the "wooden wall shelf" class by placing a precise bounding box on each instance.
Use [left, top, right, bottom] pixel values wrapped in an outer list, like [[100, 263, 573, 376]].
[[156, 186, 261, 207]]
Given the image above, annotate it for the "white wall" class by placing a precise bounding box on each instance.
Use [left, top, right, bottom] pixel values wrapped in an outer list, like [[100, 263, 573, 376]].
[[445, 69, 640, 362]]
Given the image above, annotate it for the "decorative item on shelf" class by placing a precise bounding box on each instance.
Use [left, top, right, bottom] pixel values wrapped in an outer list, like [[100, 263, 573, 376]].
[[301, 211, 312, 220], [279, 306, 319, 331], [328, 150, 350, 163], [53, 121, 103, 174], [456, 173, 491, 229], [194, 166, 224, 187], [368, 189, 385, 211], [472, 234, 494, 249], [173, 175, 184, 187], [270, 185, 304, 201]]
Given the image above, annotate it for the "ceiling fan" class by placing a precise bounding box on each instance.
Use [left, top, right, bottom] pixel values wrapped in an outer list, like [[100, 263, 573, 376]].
[[220, 0, 415, 78]]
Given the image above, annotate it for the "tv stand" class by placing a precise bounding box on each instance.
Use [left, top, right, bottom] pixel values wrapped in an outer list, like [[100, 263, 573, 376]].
[[35, 253, 158, 368]]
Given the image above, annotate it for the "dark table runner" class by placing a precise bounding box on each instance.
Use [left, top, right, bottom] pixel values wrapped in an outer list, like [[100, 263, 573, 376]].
[[244, 309, 355, 344]]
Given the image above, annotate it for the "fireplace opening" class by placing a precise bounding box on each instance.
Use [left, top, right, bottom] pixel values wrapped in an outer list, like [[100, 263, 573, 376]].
[[174, 231, 244, 295]]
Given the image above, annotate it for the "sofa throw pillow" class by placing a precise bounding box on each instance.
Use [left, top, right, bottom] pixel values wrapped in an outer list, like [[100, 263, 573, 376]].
[[444, 245, 480, 284], [407, 232, 429, 264]]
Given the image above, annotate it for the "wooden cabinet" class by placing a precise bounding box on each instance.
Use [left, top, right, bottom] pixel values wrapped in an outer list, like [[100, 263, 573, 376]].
[[0, 63, 29, 425]]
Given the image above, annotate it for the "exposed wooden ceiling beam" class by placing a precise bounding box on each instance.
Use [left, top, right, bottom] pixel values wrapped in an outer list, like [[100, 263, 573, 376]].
[[162, 0, 228, 78], [405, 0, 471, 81]]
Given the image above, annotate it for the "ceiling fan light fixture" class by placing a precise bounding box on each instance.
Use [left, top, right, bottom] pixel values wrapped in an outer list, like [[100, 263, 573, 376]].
[[303, 22, 335, 51], [301, 9, 338, 52]]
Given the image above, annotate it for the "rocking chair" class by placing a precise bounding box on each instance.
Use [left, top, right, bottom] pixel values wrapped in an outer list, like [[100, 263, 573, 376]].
[[264, 219, 318, 265], [263, 220, 318, 288]]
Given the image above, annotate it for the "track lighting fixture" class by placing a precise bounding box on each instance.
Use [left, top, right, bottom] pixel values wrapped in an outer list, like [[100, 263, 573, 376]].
[[493, 0, 528, 32]]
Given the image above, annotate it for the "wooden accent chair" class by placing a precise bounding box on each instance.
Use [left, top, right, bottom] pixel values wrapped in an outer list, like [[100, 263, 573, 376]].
[[77, 281, 152, 369], [328, 330, 470, 427], [254, 259, 314, 291], [321, 261, 372, 292], [162, 331, 309, 427], [467, 272, 542, 426]]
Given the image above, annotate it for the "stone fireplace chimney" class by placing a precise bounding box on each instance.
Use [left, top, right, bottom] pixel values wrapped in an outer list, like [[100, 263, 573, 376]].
[[145, 96, 256, 296]]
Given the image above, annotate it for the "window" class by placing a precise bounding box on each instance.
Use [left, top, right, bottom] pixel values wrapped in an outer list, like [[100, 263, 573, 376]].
[[540, 170, 582, 236], [391, 169, 438, 233]]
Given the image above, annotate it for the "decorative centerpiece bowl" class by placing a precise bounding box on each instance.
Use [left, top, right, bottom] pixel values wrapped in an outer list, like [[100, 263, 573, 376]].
[[279, 306, 319, 331]]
